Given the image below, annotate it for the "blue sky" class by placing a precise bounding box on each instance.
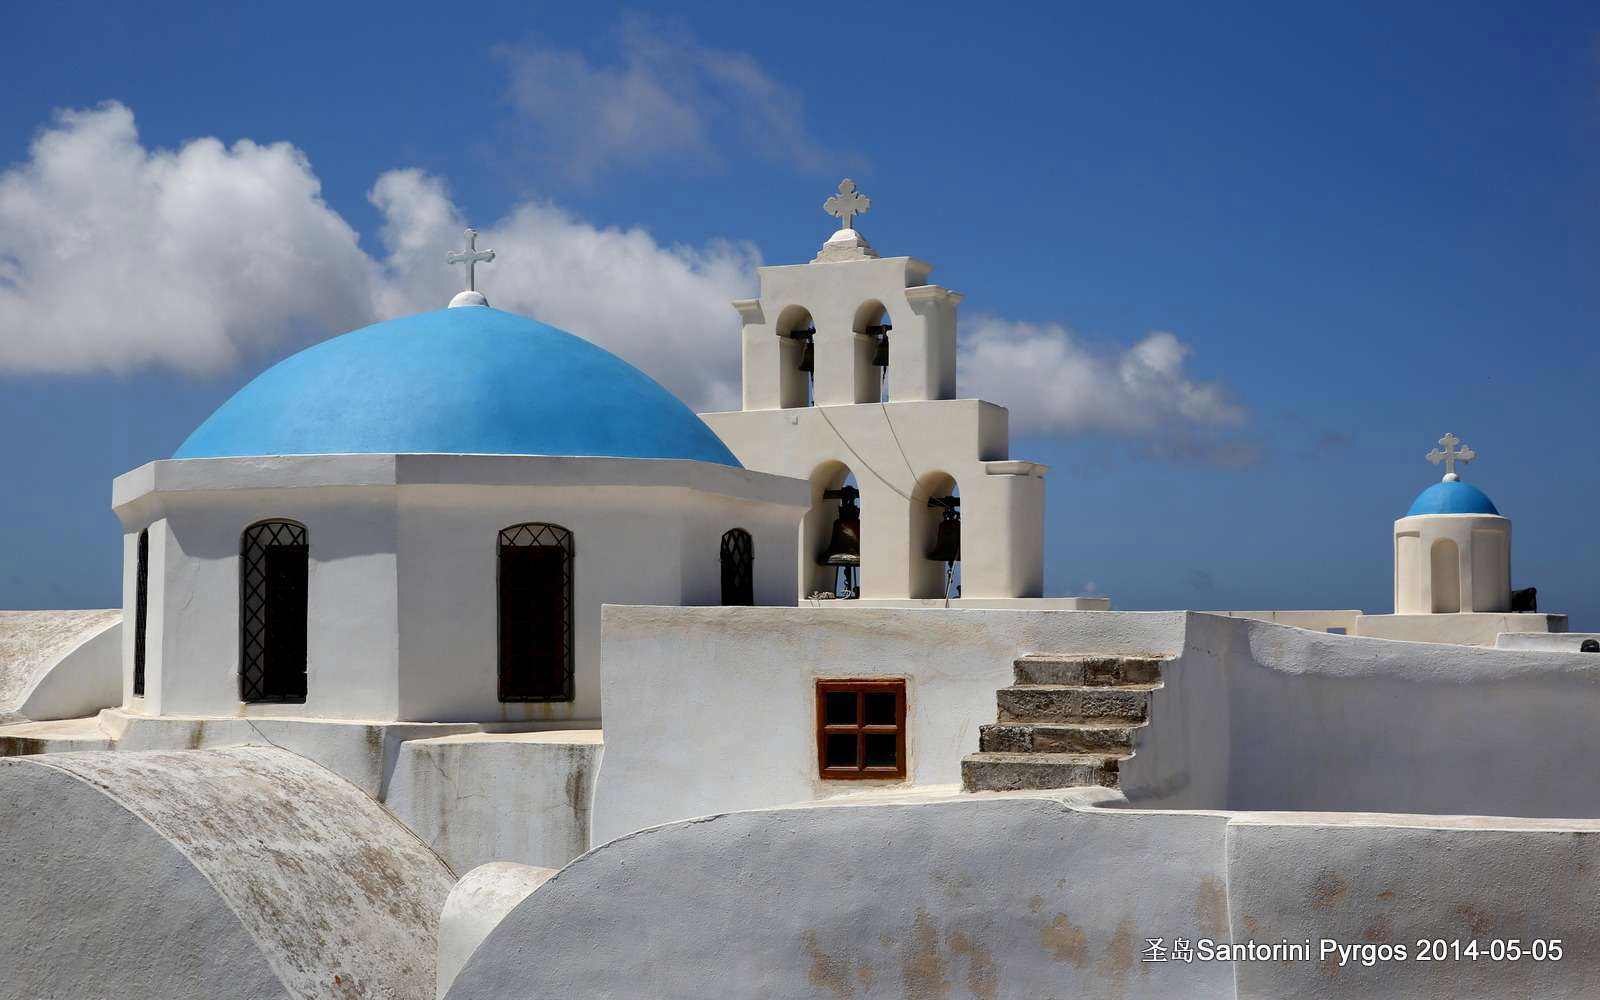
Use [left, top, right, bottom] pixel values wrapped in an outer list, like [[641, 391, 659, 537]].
[[1, 0, 1596, 624]]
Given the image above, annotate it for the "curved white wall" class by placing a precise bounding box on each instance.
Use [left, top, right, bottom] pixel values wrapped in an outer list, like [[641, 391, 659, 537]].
[[1393, 513, 1511, 614]]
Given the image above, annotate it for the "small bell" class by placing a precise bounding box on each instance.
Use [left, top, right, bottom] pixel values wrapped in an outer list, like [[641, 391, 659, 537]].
[[926, 496, 960, 563], [818, 485, 861, 567], [791, 327, 816, 374], [870, 331, 889, 369]]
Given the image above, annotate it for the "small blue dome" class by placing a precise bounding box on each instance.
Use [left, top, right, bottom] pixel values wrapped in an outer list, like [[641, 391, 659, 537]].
[[1405, 480, 1501, 517], [175, 307, 739, 466]]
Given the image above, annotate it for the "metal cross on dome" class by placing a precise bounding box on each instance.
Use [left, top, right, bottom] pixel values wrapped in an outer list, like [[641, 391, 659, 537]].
[[446, 228, 496, 292], [1426, 432, 1477, 481], [823, 179, 870, 230]]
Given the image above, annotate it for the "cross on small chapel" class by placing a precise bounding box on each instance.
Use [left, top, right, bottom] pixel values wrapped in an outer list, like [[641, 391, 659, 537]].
[[1426, 432, 1476, 481], [823, 179, 870, 230], [446, 228, 496, 292]]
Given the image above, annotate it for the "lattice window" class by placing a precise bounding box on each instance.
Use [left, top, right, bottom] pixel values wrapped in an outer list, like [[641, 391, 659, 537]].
[[816, 678, 907, 779], [133, 528, 149, 697], [720, 528, 755, 606], [498, 523, 574, 703], [239, 519, 309, 704]]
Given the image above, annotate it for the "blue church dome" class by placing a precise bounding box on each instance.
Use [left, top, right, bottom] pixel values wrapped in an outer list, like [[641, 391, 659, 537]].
[[1405, 480, 1501, 517], [174, 307, 740, 467]]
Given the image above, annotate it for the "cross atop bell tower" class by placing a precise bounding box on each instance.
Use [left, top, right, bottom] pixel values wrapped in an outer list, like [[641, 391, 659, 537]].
[[814, 179, 879, 263]]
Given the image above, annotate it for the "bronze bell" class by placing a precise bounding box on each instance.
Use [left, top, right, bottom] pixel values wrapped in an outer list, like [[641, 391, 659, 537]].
[[927, 496, 960, 563], [866, 322, 891, 368], [791, 327, 816, 373], [819, 485, 861, 567]]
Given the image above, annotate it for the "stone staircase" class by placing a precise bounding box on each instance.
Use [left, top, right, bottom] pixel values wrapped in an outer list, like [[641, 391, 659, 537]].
[[961, 654, 1166, 792]]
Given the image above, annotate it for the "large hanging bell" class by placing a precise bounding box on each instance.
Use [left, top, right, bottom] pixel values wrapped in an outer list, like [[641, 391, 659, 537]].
[[799, 338, 815, 374], [927, 496, 960, 563], [819, 485, 861, 567], [870, 332, 889, 369]]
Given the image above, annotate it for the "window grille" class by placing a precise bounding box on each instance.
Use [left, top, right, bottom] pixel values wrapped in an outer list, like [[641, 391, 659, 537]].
[[720, 528, 755, 606], [133, 529, 149, 697], [239, 520, 309, 703], [498, 523, 575, 702]]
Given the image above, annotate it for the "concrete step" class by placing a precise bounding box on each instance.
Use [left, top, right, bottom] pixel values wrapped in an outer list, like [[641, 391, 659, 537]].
[[995, 684, 1155, 724], [979, 721, 1141, 754], [1014, 654, 1166, 687], [961, 752, 1122, 792]]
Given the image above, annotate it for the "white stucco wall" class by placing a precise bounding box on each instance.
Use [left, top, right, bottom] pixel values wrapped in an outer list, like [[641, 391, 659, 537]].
[[386, 730, 601, 873], [1354, 611, 1565, 646], [1495, 632, 1600, 652], [0, 746, 455, 1000], [112, 454, 806, 724], [593, 606, 1185, 844], [436, 863, 557, 1000], [0, 609, 121, 722], [596, 607, 1600, 842], [448, 790, 1600, 1000], [450, 791, 1236, 1000]]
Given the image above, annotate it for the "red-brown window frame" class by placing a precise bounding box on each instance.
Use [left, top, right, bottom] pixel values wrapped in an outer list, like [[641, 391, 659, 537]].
[[815, 678, 907, 779]]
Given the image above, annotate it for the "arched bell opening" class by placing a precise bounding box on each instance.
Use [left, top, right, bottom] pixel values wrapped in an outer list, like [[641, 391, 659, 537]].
[[803, 462, 862, 600], [910, 472, 961, 600], [851, 300, 892, 404], [775, 305, 816, 409]]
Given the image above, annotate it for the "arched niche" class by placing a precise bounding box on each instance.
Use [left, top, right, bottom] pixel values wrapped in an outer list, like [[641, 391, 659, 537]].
[[1430, 538, 1461, 614], [851, 300, 892, 404], [775, 305, 815, 409], [803, 462, 861, 599], [910, 471, 961, 600]]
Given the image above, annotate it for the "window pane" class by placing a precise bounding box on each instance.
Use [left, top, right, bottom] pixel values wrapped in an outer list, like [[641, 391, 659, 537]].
[[824, 733, 858, 768], [823, 690, 857, 726], [863, 691, 897, 725], [863, 732, 898, 768]]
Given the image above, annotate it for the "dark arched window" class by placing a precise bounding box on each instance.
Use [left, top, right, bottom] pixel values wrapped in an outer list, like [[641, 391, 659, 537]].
[[498, 523, 574, 702], [240, 520, 309, 703], [721, 528, 755, 606], [133, 528, 149, 697]]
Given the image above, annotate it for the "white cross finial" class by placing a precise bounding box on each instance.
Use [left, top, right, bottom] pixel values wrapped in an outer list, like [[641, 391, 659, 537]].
[[446, 228, 496, 293], [1426, 432, 1477, 482], [823, 179, 870, 231]]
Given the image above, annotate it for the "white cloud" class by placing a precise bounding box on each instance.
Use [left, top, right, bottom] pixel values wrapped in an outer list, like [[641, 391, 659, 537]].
[[368, 168, 758, 411], [0, 103, 757, 409], [495, 15, 833, 184], [0, 103, 1252, 460], [0, 102, 373, 374], [959, 316, 1256, 463]]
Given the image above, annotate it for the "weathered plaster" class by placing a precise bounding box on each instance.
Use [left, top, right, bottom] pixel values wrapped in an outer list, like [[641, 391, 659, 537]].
[[436, 863, 557, 1000], [0, 746, 455, 1000], [0, 609, 121, 722], [387, 730, 602, 873]]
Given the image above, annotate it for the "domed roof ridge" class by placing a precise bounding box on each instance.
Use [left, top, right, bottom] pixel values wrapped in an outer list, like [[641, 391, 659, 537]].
[[1405, 479, 1501, 517], [174, 308, 739, 467]]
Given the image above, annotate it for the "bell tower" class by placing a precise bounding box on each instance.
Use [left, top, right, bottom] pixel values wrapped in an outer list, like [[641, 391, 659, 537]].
[[701, 181, 1049, 603]]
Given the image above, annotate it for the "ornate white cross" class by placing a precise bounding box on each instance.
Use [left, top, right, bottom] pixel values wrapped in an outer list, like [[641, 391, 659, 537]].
[[446, 228, 496, 292], [1426, 432, 1476, 481], [823, 179, 870, 230]]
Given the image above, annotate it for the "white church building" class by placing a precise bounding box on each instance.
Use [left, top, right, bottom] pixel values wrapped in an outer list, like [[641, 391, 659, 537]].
[[1, 184, 1599, 1000]]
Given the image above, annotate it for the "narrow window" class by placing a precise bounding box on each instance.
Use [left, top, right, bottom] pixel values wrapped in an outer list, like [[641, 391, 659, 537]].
[[240, 520, 309, 703], [720, 528, 755, 606], [816, 678, 907, 779], [498, 523, 574, 702], [133, 528, 149, 697]]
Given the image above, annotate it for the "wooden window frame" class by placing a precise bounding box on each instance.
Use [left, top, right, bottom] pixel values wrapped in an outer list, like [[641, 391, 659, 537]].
[[815, 678, 907, 780]]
